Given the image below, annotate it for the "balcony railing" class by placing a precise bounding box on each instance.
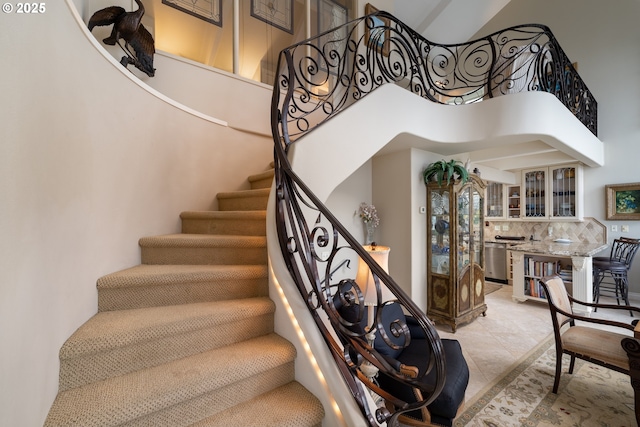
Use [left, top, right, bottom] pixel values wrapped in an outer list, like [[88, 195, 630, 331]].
[[270, 10, 597, 427]]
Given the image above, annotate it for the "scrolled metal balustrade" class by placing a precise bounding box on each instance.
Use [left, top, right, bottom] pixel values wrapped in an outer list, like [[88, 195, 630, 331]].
[[270, 10, 597, 427]]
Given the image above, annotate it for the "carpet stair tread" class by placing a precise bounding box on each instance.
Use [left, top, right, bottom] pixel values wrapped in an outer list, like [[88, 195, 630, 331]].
[[44, 165, 325, 425], [97, 264, 268, 289], [45, 334, 296, 427], [139, 234, 267, 265], [60, 298, 275, 359], [97, 264, 269, 311], [190, 381, 324, 427], [57, 298, 276, 390], [139, 234, 266, 248], [216, 188, 270, 200], [216, 188, 269, 211], [180, 210, 266, 236], [247, 169, 274, 190]]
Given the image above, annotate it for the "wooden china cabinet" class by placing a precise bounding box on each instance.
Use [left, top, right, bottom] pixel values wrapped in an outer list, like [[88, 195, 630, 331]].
[[426, 174, 487, 332]]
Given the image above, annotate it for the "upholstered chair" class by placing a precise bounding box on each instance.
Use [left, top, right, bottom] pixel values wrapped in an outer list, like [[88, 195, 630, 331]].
[[540, 275, 640, 390], [334, 286, 469, 427]]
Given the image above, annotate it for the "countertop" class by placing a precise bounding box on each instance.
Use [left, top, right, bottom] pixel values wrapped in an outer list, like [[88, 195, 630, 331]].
[[507, 241, 607, 257], [485, 239, 526, 244]]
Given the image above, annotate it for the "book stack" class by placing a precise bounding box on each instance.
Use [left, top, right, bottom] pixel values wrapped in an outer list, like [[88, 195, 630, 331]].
[[525, 259, 560, 277]]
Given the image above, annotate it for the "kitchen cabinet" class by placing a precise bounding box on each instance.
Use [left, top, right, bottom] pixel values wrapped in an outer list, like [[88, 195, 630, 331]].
[[521, 164, 583, 220], [522, 167, 548, 218], [426, 175, 487, 332], [510, 241, 607, 315], [486, 182, 504, 218], [507, 185, 521, 219], [549, 165, 582, 219]]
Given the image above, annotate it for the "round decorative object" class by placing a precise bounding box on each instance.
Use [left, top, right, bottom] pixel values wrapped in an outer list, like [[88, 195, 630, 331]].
[[475, 279, 483, 296], [460, 284, 469, 302], [435, 219, 449, 234]]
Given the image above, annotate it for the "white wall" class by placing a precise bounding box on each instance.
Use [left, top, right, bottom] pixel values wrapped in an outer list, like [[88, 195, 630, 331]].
[[326, 162, 374, 245], [476, 0, 640, 291], [0, 2, 272, 426], [150, 52, 273, 135], [372, 151, 416, 302]]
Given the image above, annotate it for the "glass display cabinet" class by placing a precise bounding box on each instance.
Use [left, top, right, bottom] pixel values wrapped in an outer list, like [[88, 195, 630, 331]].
[[426, 174, 487, 332]]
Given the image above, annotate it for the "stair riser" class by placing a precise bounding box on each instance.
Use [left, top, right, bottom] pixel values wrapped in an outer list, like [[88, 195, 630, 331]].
[[181, 218, 266, 236], [59, 313, 275, 391], [218, 196, 269, 211], [249, 177, 273, 190], [141, 247, 267, 265], [98, 278, 268, 311], [122, 363, 294, 427]]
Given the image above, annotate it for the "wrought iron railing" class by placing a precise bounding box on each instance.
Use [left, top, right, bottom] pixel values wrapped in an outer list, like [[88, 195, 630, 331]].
[[270, 10, 597, 426]]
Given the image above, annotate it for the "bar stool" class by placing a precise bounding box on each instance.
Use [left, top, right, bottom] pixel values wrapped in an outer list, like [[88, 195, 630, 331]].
[[592, 237, 640, 316]]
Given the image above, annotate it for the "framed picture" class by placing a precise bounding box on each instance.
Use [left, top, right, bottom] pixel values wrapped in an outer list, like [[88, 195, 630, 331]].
[[162, 0, 222, 27], [606, 182, 640, 220], [251, 0, 294, 34], [364, 3, 389, 56]]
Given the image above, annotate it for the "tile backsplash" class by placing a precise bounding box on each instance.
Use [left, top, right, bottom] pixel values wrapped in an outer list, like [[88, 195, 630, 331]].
[[485, 217, 606, 245]]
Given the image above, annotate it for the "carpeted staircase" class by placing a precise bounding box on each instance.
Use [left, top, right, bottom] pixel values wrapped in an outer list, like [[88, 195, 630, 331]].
[[44, 167, 325, 426]]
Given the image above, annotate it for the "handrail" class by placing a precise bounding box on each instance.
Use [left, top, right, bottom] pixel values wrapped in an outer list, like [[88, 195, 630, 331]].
[[270, 10, 597, 426]]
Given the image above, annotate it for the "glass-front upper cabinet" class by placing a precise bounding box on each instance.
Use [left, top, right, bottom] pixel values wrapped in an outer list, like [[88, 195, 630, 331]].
[[521, 164, 583, 220], [507, 185, 521, 219], [523, 168, 547, 218], [485, 182, 504, 218], [550, 165, 582, 219]]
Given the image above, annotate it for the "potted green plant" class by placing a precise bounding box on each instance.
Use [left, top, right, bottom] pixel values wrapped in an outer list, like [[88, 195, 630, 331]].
[[423, 159, 469, 187]]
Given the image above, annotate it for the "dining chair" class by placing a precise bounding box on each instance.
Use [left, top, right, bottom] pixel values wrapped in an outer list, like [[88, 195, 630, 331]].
[[539, 275, 640, 424], [540, 275, 639, 391]]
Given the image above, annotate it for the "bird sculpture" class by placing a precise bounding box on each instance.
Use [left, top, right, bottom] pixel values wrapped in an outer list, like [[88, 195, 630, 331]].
[[88, 0, 155, 77]]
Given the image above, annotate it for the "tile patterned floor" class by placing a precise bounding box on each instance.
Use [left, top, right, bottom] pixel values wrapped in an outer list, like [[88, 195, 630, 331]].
[[434, 283, 638, 401]]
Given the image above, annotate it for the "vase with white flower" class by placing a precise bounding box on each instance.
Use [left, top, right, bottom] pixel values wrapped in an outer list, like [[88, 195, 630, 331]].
[[358, 202, 380, 244]]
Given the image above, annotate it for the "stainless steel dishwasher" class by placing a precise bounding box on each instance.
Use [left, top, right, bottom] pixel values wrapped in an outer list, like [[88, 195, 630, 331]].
[[485, 242, 508, 283]]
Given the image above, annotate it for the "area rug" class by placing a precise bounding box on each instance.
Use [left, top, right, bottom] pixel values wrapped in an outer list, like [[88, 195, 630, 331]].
[[454, 335, 635, 426]]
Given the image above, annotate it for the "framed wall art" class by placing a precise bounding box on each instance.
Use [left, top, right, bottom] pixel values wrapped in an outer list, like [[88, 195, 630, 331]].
[[318, 0, 347, 35], [251, 0, 294, 34], [606, 182, 640, 220], [364, 3, 389, 56], [162, 0, 222, 26], [317, 0, 348, 72]]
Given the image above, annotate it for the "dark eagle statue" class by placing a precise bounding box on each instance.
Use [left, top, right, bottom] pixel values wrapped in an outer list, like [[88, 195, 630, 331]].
[[88, 0, 155, 77]]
